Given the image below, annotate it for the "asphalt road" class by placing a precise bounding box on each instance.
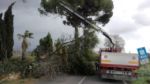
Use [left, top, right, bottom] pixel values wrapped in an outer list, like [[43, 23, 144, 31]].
[[82, 76, 123, 84], [36, 75, 124, 84]]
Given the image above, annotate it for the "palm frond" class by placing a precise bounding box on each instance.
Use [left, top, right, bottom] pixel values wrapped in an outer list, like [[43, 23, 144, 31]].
[[28, 32, 33, 38], [17, 34, 24, 40]]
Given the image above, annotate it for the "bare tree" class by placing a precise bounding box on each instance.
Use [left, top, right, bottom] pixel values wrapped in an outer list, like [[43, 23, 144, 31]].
[[104, 34, 125, 51]]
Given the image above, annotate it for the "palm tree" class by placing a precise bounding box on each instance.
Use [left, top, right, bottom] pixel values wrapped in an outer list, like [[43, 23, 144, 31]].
[[17, 30, 33, 60]]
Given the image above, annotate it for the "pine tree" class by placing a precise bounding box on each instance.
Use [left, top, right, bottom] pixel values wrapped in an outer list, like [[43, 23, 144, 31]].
[[39, 0, 113, 74], [34, 32, 53, 58]]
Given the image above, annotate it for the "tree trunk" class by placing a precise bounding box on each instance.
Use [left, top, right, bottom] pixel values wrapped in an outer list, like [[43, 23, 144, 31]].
[[74, 26, 80, 57], [82, 28, 89, 59], [21, 39, 28, 61], [22, 50, 26, 61]]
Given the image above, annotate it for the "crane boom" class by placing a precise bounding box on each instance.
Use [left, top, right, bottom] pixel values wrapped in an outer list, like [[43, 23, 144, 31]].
[[59, 1, 114, 46]]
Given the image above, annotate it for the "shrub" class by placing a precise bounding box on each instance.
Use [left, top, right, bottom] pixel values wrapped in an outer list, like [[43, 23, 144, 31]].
[[132, 64, 150, 84], [67, 54, 96, 75], [0, 58, 31, 78], [30, 61, 62, 79]]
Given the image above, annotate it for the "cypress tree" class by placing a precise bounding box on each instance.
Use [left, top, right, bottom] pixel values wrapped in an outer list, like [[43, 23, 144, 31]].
[[0, 2, 15, 61], [4, 2, 15, 59], [0, 13, 6, 61]]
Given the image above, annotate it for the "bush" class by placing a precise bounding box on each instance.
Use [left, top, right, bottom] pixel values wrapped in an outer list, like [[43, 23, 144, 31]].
[[132, 77, 150, 84], [67, 54, 96, 75], [30, 61, 62, 79], [132, 64, 150, 84], [0, 58, 32, 78]]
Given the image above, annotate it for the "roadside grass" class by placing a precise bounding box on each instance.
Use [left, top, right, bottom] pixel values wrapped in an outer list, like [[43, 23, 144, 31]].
[[132, 62, 150, 84], [12, 53, 36, 62], [0, 79, 37, 84], [0, 55, 36, 82]]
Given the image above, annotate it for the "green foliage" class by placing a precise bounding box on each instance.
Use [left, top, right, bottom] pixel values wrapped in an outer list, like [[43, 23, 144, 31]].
[[81, 30, 99, 61], [39, 33, 53, 52], [33, 33, 68, 78], [67, 52, 95, 75], [0, 57, 63, 79], [0, 58, 31, 78], [0, 2, 15, 61], [34, 32, 53, 58], [132, 64, 150, 84], [40, 0, 113, 27], [132, 77, 150, 84], [4, 2, 15, 59], [67, 32, 99, 75], [38, 0, 112, 76], [54, 38, 69, 72], [92, 52, 99, 62], [31, 61, 62, 78], [39, 0, 111, 75]]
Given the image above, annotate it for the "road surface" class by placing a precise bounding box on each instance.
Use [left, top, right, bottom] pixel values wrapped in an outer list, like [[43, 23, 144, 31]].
[[36, 75, 125, 84]]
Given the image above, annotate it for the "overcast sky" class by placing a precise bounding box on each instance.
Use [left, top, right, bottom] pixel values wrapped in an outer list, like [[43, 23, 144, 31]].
[[0, 0, 150, 53], [104, 0, 150, 53]]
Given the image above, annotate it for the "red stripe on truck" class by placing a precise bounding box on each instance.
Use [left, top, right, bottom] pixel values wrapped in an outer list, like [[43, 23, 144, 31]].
[[100, 64, 139, 69]]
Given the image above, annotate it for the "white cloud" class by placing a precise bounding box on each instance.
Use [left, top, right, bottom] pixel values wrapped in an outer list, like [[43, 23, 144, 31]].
[[133, 9, 150, 26], [101, 0, 150, 53], [104, 16, 138, 35], [104, 0, 142, 35], [125, 27, 150, 53], [138, 0, 150, 10]]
